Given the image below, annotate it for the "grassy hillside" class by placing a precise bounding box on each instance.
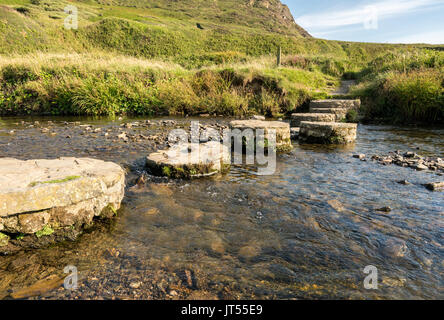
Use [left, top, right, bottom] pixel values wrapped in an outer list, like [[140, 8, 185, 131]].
[[0, 0, 442, 123]]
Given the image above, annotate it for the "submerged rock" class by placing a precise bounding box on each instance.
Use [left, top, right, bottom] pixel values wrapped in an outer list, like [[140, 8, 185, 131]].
[[299, 122, 357, 144], [0, 157, 125, 240], [146, 141, 231, 179]]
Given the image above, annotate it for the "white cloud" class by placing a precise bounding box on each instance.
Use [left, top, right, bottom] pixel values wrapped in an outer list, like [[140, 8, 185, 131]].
[[390, 31, 444, 44], [296, 0, 443, 30]]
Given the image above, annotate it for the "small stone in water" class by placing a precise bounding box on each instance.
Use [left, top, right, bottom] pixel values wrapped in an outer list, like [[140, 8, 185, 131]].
[[415, 164, 428, 171], [424, 182, 444, 191], [377, 206, 392, 213], [353, 154, 366, 160], [129, 282, 142, 289], [397, 180, 410, 185]]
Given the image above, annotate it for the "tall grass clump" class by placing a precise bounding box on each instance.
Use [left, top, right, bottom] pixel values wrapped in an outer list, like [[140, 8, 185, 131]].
[[353, 69, 443, 123], [0, 54, 331, 117]]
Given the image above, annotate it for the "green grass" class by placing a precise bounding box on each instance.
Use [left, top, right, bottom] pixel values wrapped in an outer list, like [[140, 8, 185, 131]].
[[0, 0, 442, 123], [351, 49, 444, 124]]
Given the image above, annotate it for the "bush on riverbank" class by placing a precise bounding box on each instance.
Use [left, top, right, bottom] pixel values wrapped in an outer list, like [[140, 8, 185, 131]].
[[0, 53, 334, 117], [351, 50, 444, 124], [354, 70, 443, 123]]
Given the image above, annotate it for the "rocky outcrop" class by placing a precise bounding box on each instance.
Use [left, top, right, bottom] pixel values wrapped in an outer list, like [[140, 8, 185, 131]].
[[299, 122, 358, 144], [230, 120, 292, 153], [146, 141, 231, 179], [0, 158, 125, 239]]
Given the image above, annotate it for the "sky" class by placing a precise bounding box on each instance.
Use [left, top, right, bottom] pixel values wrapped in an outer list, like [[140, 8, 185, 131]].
[[282, 0, 444, 44]]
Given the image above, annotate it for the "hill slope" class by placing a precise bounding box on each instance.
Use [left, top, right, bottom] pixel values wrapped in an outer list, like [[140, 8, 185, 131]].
[[0, 0, 311, 57], [89, 0, 311, 36]]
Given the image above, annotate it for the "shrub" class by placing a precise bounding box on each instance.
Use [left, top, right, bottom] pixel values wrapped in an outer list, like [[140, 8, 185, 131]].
[[356, 70, 443, 123], [1, 65, 38, 85]]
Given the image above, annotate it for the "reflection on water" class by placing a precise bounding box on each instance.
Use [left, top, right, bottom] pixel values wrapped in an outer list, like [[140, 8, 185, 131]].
[[0, 117, 443, 299]]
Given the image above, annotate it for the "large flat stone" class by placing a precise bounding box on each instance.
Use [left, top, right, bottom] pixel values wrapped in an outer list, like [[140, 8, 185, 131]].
[[290, 113, 336, 127], [146, 141, 231, 179], [299, 122, 358, 144], [0, 158, 125, 234], [309, 108, 349, 121], [310, 99, 361, 110], [229, 120, 292, 153]]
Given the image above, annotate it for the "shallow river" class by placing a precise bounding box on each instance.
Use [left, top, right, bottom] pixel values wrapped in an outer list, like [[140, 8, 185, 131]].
[[0, 117, 443, 300]]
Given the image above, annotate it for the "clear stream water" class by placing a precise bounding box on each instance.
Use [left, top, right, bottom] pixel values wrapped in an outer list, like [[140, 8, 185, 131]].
[[0, 117, 443, 299]]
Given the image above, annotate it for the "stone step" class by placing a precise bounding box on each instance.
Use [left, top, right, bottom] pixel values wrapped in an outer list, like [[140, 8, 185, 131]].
[[0, 158, 125, 236], [146, 141, 231, 179], [290, 113, 336, 127], [310, 99, 360, 110], [229, 120, 292, 153], [310, 108, 348, 121], [299, 121, 358, 144]]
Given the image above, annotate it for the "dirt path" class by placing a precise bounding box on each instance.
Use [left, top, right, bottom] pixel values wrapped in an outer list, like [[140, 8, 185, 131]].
[[331, 80, 356, 95]]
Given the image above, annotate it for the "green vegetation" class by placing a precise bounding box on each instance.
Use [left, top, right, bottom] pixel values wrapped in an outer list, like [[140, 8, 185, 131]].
[[0, 0, 442, 123], [35, 225, 54, 238], [0, 232, 9, 246], [351, 49, 444, 124], [29, 175, 81, 187]]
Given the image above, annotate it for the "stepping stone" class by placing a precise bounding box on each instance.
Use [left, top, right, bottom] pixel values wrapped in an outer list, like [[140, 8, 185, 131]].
[[290, 113, 336, 127], [251, 115, 266, 121], [290, 128, 300, 140], [299, 122, 358, 144], [146, 141, 231, 179], [310, 99, 360, 110], [0, 158, 125, 236], [229, 120, 292, 153], [310, 108, 348, 121]]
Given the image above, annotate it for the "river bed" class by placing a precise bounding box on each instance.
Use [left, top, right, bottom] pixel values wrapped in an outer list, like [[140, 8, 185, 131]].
[[0, 117, 443, 300]]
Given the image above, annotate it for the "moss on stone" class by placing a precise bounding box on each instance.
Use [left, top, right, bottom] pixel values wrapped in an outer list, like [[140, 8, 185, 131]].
[[154, 163, 224, 179], [276, 144, 294, 153], [0, 232, 9, 247], [29, 175, 81, 187], [35, 225, 54, 238]]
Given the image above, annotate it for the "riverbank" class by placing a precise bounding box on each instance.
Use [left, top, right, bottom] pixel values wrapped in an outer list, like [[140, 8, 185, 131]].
[[0, 48, 442, 124]]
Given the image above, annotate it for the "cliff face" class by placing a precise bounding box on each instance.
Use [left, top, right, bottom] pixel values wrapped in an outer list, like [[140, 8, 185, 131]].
[[247, 0, 311, 36], [95, 0, 311, 37]]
